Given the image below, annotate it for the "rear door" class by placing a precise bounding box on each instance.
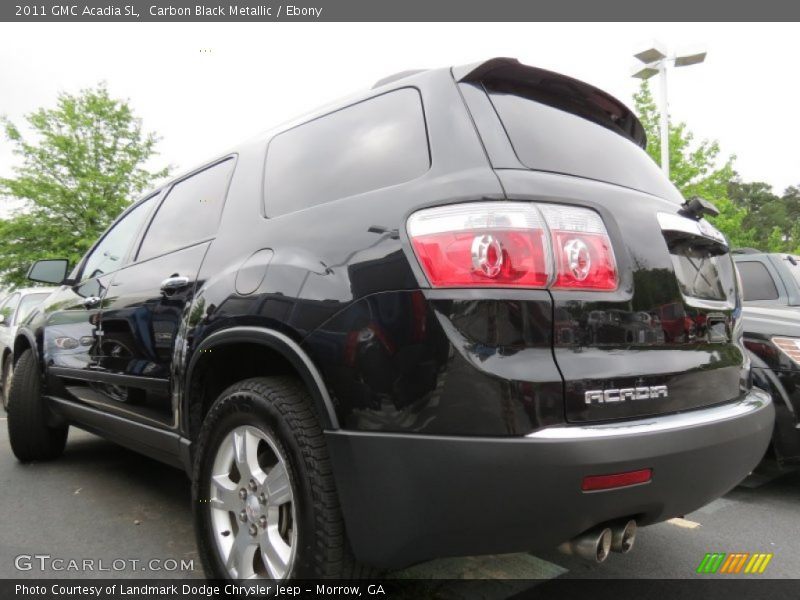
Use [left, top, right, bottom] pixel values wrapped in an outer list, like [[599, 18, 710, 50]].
[[93, 158, 235, 428], [458, 61, 747, 423], [768, 254, 800, 306]]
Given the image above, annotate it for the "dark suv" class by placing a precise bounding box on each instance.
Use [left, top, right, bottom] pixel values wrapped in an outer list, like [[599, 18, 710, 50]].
[[733, 249, 800, 465], [7, 58, 773, 580]]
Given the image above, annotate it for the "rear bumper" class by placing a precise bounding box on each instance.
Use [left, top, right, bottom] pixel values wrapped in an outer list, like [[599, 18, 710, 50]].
[[326, 388, 773, 569]]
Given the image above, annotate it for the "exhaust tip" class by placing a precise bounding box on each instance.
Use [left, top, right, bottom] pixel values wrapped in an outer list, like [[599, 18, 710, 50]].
[[611, 519, 637, 554], [558, 526, 613, 563], [596, 528, 612, 562]]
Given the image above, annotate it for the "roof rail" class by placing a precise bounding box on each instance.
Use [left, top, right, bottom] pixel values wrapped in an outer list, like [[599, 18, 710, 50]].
[[731, 248, 762, 254]]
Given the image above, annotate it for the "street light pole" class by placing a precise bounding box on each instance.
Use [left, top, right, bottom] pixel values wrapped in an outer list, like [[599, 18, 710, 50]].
[[659, 65, 670, 178], [632, 42, 707, 180]]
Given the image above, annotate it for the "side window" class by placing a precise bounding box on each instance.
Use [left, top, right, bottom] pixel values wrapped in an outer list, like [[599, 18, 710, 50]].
[[81, 196, 157, 281], [0, 293, 20, 321], [138, 159, 235, 261], [737, 261, 780, 301], [264, 88, 430, 217]]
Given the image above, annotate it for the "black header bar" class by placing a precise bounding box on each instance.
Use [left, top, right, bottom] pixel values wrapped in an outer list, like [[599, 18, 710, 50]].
[[2, 0, 798, 22]]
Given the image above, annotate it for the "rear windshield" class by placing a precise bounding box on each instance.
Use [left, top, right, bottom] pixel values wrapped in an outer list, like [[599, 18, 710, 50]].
[[487, 90, 678, 200]]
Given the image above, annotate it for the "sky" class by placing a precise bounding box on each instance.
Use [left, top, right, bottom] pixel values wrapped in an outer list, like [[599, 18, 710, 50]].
[[0, 22, 798, 218]]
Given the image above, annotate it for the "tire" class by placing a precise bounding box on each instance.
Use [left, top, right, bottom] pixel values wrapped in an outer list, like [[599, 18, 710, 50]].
[[192, 376, 374, 580], [7, 349, 68, 461], [1, 356, 11, 411]]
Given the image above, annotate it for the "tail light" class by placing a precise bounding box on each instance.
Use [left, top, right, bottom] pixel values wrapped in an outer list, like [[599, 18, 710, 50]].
[[407, 202, 617, 290], [772, 337, 800, 366], [538, 204, 618, 290]]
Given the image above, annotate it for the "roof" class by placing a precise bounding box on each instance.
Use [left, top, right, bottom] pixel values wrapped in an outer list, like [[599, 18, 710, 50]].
[[135, 58, 647, 207]]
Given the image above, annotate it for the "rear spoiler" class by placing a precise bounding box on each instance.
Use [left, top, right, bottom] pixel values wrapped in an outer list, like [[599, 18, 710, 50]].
[[453, 58, 646, 149]]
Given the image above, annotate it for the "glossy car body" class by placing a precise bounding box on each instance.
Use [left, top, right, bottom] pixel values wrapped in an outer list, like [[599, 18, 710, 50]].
[[13, 58, 772, 569], [734, 250, 800, 465]]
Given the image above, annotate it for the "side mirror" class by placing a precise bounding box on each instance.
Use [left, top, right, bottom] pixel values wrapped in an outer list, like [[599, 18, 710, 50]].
[[0, 314, 6, 326], [28, 259, 69, 285]]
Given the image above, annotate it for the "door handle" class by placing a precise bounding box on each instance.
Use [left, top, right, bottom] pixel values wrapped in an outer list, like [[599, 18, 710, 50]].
[[160, 276, 190, 293], [83, 296, 102, 309]]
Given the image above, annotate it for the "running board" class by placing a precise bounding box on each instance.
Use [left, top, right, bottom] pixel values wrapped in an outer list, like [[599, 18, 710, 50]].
[[46, 396, 189, 471]]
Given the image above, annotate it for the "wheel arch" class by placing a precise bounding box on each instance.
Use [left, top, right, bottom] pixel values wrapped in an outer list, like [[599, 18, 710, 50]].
[[749, 350, 794, 413], [748, 350, 800, 464], [12, 329, 37, 368], [184, 326, 339, 439]]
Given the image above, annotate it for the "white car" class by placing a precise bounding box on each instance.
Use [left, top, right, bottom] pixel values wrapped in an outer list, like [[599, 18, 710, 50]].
[[0, 287, 57, 409]]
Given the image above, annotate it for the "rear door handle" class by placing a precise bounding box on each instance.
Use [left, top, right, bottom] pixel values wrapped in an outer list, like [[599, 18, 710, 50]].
[[160, 276, 190, 293]]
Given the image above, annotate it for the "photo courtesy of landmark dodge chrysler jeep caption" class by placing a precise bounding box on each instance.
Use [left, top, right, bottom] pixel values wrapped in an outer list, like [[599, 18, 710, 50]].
[[6, 58, 773, 580]]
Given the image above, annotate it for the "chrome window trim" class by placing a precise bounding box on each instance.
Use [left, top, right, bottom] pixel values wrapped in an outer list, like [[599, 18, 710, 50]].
[[656, 212, 727, 246]]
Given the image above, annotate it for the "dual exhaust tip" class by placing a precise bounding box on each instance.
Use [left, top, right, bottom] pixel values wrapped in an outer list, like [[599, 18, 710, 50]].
[[558, 519, 637, 563]]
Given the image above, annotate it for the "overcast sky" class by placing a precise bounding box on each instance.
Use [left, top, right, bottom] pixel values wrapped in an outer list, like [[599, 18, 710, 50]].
[[1, 22, 798, 218]]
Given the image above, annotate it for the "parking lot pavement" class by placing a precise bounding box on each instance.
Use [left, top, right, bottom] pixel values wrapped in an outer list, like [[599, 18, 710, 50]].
[[1, 404, 798, 582], [0, 407, 201, 579]]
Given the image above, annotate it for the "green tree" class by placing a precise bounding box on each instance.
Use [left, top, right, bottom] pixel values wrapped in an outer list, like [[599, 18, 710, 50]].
[[0, 84, 170, 286], [633, 81, 755, 248], [727, 182, 800, 253], [728, 181, 781, 250], [780, 186, 800, 253]]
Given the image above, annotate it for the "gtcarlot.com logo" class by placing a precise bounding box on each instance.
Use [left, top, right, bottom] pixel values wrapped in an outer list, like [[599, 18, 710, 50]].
[[696, 552, 773, 574], [14, 554, 195, 572]]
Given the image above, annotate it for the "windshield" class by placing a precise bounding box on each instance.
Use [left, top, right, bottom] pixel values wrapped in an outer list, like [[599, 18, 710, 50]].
[[16, 292, 50, 324]]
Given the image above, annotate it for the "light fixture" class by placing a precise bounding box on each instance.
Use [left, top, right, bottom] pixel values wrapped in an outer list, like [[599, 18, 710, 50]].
[[630, 41, 708, 178]]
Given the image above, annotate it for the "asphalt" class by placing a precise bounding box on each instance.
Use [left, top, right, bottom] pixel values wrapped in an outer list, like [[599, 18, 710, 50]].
[[0, 406, 199, 579], [1, 405, 798, 584]]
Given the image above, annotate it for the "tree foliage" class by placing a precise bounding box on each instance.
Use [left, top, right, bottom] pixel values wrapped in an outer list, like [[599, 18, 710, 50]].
[[0, 84, 170, 287], [728, 181, 800, 253], [632, 81, 758, 248]]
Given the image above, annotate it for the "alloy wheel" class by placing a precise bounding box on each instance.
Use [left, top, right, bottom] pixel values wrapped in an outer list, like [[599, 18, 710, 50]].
[[208, 425, 297, 580]]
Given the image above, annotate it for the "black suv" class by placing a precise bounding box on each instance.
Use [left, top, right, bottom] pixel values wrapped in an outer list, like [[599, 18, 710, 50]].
[[7, 58, 773, 580], [733, 249, 800, 465]]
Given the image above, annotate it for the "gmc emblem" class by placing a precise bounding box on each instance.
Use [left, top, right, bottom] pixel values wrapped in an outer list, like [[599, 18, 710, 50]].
[[585, 385, 669, 404]]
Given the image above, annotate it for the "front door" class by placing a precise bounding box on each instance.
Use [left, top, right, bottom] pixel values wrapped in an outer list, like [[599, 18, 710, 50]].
[[46, 195, 159, 407]]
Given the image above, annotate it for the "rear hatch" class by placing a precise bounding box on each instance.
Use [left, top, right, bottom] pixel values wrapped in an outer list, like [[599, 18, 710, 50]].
[[456, 58, 747, 423]]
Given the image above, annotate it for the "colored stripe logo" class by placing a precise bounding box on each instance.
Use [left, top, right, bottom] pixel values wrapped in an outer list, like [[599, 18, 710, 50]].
[[696, 552, 773, 574]]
